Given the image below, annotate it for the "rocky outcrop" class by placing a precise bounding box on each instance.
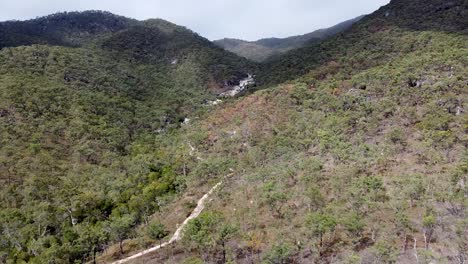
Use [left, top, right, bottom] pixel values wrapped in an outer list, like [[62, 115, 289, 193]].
[[220, 74, 256, 97]]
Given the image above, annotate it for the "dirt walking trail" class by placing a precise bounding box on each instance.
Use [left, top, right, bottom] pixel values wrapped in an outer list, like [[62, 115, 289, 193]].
[[112, 181, 223, 264]]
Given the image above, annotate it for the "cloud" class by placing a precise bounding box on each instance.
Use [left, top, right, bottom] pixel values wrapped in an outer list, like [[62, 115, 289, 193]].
[[0, 0, 390, 40]]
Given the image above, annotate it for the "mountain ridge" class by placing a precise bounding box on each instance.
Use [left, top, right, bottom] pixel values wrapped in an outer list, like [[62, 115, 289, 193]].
[[0, 11, 138, 48], [214, 15, 363, 62]]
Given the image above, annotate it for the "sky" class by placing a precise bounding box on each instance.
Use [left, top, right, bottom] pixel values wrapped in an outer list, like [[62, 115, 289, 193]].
[[0, 0, 391, 41]]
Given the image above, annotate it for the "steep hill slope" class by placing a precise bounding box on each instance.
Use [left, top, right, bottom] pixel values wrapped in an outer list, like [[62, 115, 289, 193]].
[[0, 12, 255, 264], [214, 16, 363, 62], [99, 0, 466, 263]]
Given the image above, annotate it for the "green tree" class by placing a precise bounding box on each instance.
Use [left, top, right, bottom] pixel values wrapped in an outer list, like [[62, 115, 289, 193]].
[[107, 214, 135, 255], [422, 213, 436, 250], [371, 241, 398, 264], [306, 212, 337, 254], [262, 242, 294, 264], [217, 224, 238, 263], [341, 212, 365, 241], [401, 174, 426, 207], [183, 212, 222, 261], [147, 221, 169, 247], [305, 185, 325, 211], [350, 176, 387, 214], [75, 222, 108, 264], [262, 181, 288, 218], [394, 208, 412, 252], [183, 212, 238, 262]]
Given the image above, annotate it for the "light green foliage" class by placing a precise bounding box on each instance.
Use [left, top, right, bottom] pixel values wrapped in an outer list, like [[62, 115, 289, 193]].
[[422, 212, 437, 249], [422, 214, 436, 230], [346, 253, 362, 264], [183, 257, 204, 264], [394, 208, 412, 235]]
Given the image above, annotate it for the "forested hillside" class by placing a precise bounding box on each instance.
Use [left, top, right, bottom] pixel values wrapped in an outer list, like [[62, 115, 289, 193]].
[[118, 0, 466, 263], [214, 16, 362, 62], [0, 0, 467, 263], [0, 11, 255, 264]]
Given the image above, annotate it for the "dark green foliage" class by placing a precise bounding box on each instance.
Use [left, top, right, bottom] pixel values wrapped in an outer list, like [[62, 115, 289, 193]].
[[101, 21, 255, 84]]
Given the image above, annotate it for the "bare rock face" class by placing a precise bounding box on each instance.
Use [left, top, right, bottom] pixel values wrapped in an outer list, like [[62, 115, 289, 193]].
[[220, 74, 256, 97]]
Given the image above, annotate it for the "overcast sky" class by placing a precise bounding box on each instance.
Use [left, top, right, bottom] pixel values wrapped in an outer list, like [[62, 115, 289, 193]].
[[0, 0, 390, 41]]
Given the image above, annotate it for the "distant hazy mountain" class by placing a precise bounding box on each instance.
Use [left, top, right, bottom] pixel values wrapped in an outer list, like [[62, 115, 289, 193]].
[[214, 16, 363, 62]]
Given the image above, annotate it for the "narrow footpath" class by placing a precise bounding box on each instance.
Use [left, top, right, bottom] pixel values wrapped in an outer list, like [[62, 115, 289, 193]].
[[112, 181, 223, 264]]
